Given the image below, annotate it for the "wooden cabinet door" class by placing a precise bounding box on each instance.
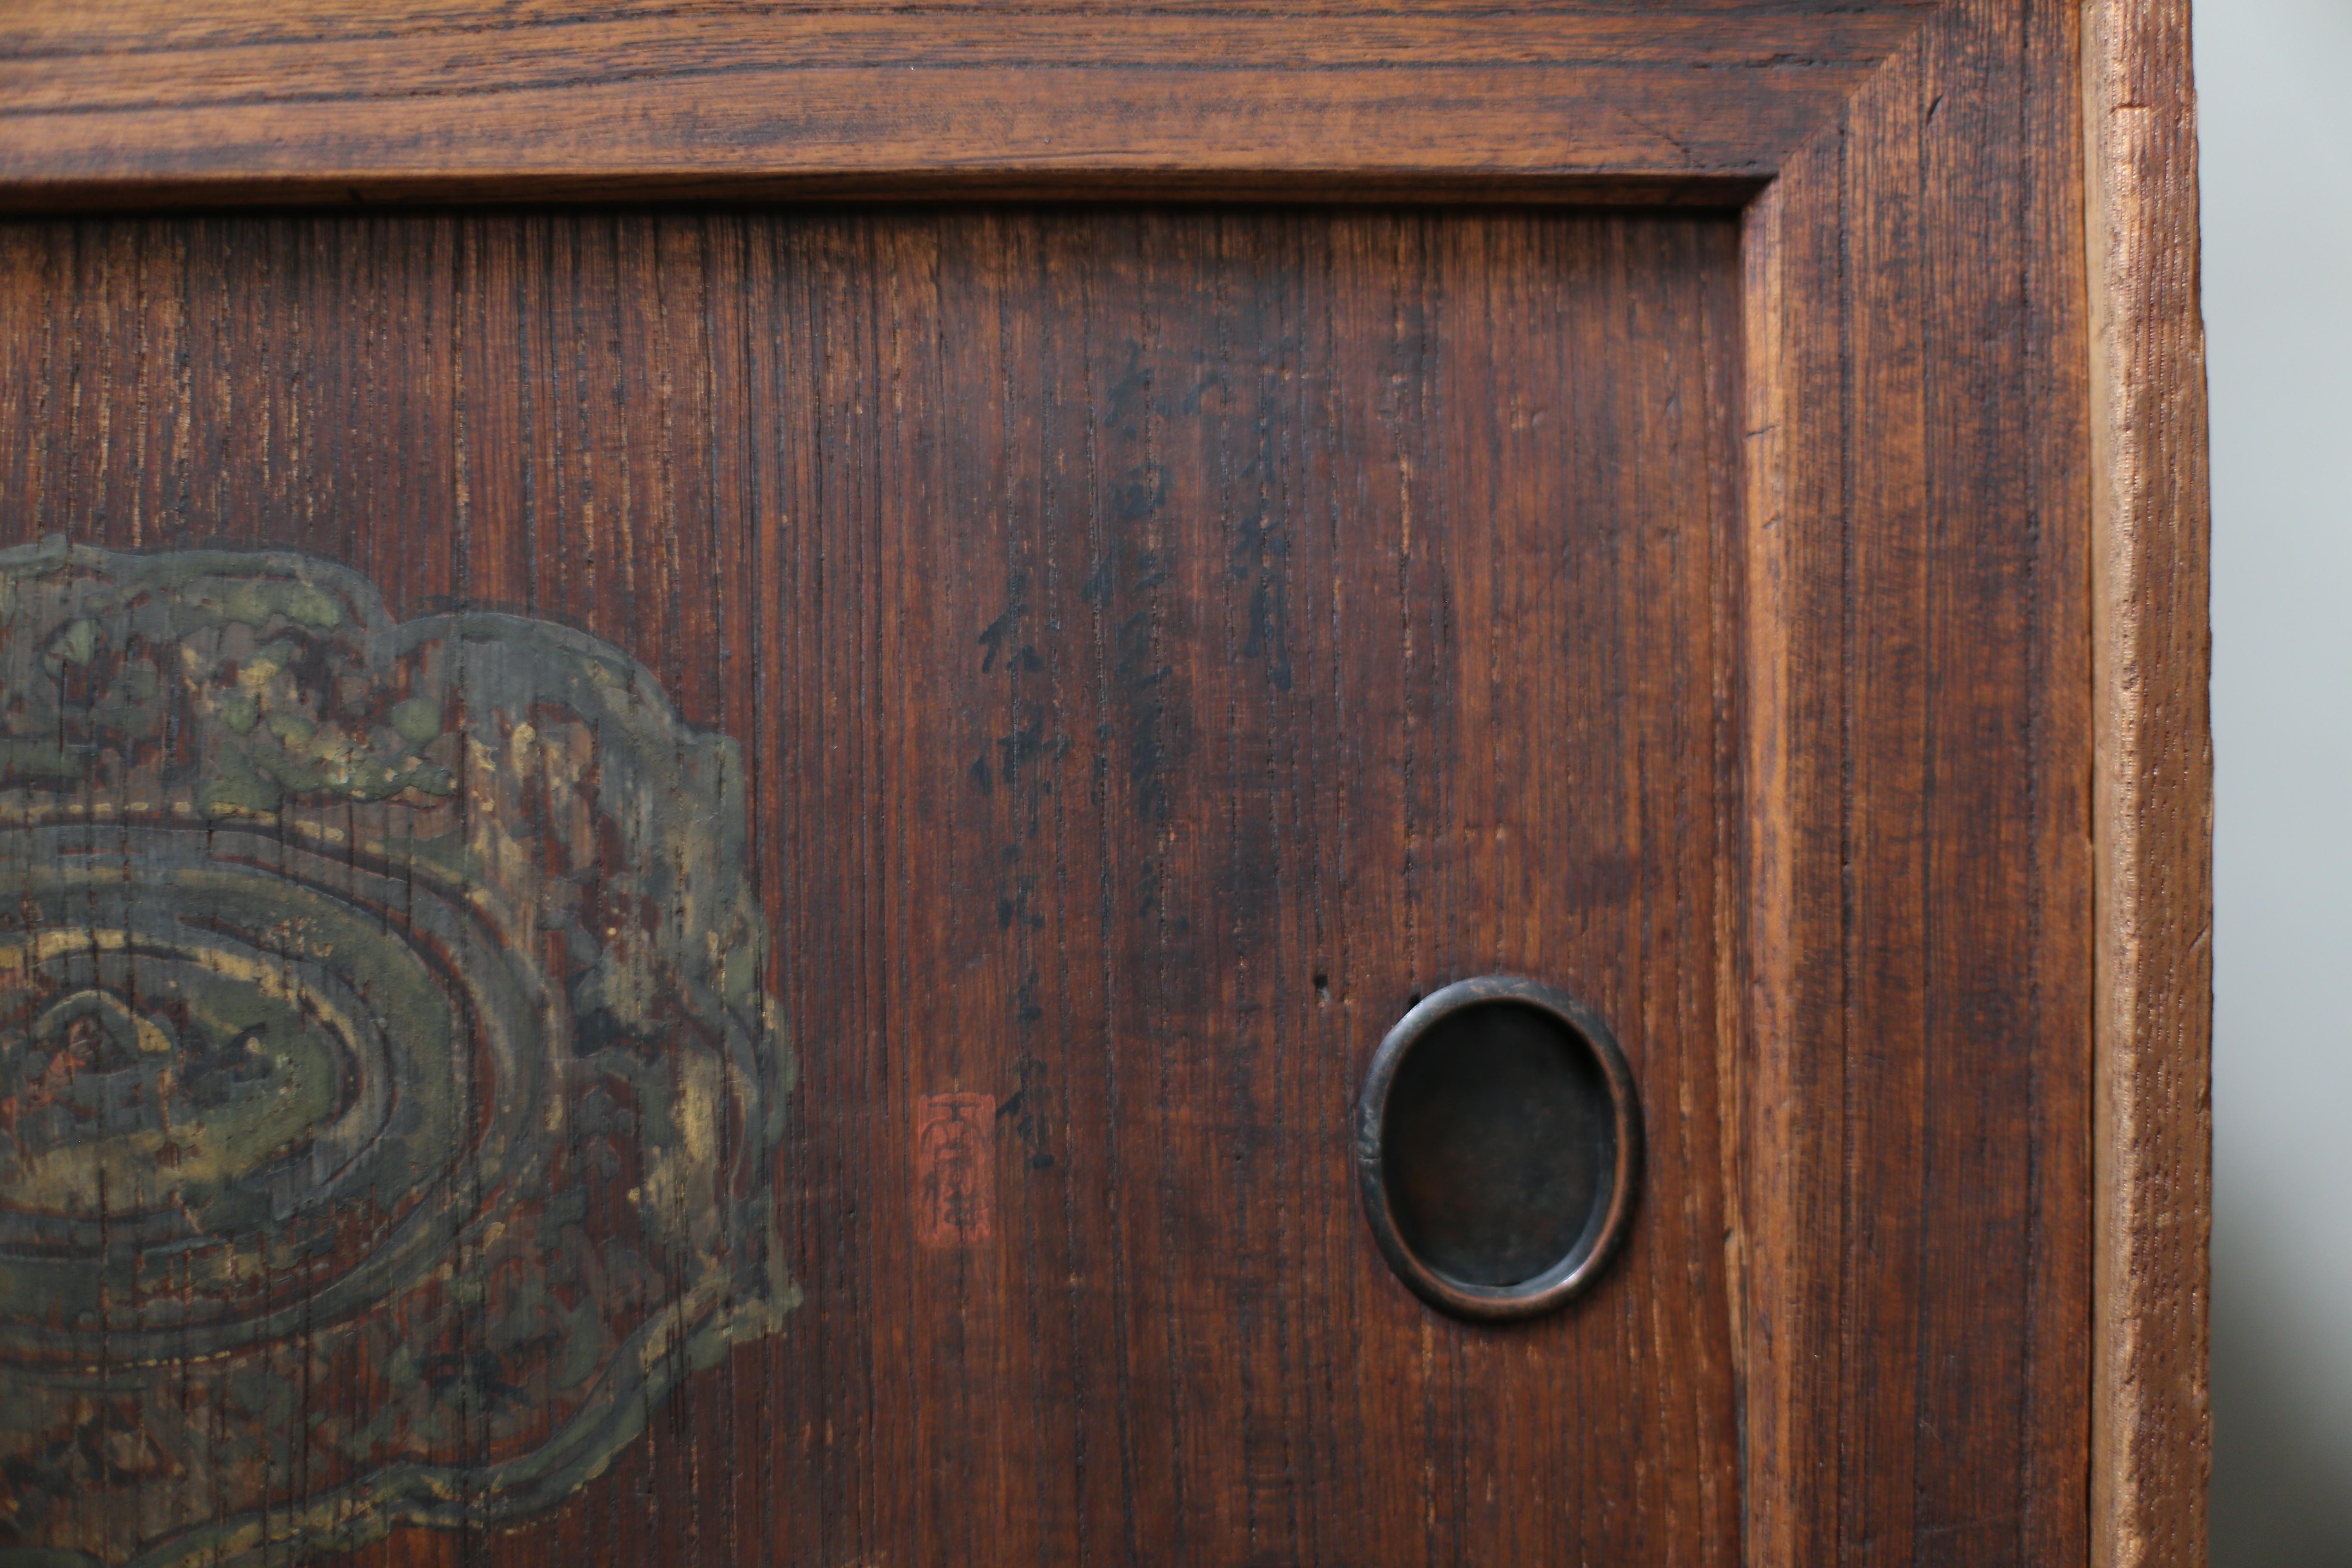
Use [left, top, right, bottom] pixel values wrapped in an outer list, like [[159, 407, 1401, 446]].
[[0, 5, 2211, 1568]]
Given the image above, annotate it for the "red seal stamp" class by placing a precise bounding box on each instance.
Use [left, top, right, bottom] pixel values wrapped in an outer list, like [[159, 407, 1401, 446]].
[[915, 1092, 996, 1247]]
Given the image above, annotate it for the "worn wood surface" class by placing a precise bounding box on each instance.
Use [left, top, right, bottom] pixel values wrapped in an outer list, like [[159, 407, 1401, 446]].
[[0, 206, 1744, 1567], [1738, 3, 2093, 1562], [0, 0, 2147, 1561], [0, 1, 1937, 209], [2086, 0, 2214, 1563]]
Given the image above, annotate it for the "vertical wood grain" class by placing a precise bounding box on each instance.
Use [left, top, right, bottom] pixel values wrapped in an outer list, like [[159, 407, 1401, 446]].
[[1739, 3, 2095, 1562], [2085, 0, 2214, 1562], [0, 206, 1743, 1568]]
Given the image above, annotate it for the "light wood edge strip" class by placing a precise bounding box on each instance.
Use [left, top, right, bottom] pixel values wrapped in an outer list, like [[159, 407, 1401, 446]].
[[1735, 117, 1854, 1566], [1736, 168, 1801, 1568], [2084, 0, 2213, 1565]]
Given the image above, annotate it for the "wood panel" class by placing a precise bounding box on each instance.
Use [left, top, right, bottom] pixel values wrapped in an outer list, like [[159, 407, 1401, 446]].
[[0, 205, 1743, 1568], [0, 0, 2194, 1558]]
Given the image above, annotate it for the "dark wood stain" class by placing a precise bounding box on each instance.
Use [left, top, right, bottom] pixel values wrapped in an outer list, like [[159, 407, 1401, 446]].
[[0, 207, 1747, 1567], [1734, 5, 2094, 1563], [0, 3, 1938, 210], [0, 1, 2124, 1544]]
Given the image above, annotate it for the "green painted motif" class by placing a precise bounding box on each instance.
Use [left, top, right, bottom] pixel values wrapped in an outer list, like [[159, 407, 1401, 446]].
[[0, 539, 796, 1567]]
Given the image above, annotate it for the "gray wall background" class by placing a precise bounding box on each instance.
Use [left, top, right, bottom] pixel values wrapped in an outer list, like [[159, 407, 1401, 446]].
[[2196, 0, 2352, 1561]]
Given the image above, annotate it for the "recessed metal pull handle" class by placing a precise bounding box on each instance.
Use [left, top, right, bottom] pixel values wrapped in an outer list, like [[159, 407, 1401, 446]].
[[1355, 976, 1643, 1323]]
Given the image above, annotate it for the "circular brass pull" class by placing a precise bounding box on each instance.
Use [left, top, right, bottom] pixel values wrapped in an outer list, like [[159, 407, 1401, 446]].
[[1355, 976, 1642, 1322]]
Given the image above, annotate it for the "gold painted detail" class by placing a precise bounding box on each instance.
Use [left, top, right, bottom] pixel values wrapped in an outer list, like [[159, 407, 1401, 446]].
[[0, 539, 796, 1567]]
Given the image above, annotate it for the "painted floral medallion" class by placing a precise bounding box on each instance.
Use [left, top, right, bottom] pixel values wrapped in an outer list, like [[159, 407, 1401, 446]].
[[0, 541, 794, 1566]]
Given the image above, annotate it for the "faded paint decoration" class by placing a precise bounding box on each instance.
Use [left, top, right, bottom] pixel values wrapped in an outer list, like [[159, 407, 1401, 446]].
[[0, 540, 796, 1566]]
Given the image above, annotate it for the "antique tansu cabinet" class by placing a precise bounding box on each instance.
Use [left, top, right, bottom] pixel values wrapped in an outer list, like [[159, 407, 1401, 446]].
[[0, 3, 2210, 1565]]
